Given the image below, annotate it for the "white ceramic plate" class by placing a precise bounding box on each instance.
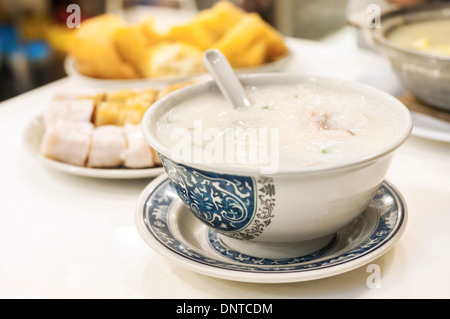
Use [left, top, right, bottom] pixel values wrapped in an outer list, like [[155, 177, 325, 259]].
[[136, 174, 408, 283], [23, 115, 165, 179], [64, 49, 292, 88], [411, 112, 450, 143]]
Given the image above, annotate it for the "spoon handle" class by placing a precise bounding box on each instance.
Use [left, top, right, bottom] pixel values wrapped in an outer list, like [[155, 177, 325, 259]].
[[203, 49, 251, 109]]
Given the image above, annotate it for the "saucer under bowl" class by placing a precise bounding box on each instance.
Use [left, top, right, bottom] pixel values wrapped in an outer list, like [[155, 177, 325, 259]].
[[135, 174, 407, 283]]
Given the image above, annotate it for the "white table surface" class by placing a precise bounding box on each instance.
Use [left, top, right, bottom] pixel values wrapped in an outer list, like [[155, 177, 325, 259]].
[[1, 36, 450, 299]]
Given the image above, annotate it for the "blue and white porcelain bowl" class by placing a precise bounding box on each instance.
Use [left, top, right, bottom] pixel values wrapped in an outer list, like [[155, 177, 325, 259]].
[[141, 74, 412, 259]]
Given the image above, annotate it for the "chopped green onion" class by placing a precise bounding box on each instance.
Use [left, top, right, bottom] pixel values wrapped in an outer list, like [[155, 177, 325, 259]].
[[165, 116, 173, 123]]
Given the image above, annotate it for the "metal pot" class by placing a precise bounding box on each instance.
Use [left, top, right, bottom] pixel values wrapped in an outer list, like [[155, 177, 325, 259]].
[[370, 3, 450, 111]]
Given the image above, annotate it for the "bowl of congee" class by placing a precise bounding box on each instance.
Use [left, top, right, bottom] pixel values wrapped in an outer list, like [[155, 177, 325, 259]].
[[141, 73, 412, 259], [371, 3, 450, 111]]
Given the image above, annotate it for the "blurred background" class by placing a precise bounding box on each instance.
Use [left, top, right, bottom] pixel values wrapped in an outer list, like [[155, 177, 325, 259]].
[[0, 0, 350, 102]]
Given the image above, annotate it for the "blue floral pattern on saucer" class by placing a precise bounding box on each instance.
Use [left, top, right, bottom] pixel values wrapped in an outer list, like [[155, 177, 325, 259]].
[[138, 176, 407, 279], [208, 231, 337, 266]]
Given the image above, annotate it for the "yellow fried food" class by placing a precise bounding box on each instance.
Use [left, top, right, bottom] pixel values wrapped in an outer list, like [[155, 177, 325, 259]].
[[139, 42, 204, 79], [114, 20, 177, 78], [94, 102, 123, 126], [139, 16, 166, 45], [69, 14, 139, 79], [213, 13, 288, 68], [94, 89, 158, 126], [114, 17, 205, 79], [114, 25, 150, 77], [68, 2, 288, 79], [124, 89, 158, 124], [168, 1, 244, 50]]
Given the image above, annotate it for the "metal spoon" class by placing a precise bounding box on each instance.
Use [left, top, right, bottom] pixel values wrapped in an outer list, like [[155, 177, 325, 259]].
[[202, 49, 251, 109]]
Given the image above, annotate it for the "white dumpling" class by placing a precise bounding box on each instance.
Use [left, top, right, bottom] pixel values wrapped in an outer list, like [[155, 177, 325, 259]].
[[87, 125, 127, 168], [40, 119, 94, 167], [122, 124, 155, 168], [43, 99, 94, 128]]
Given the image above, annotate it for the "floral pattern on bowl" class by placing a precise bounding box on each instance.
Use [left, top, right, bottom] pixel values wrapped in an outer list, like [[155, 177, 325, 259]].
[[160, 155, 275, 240]]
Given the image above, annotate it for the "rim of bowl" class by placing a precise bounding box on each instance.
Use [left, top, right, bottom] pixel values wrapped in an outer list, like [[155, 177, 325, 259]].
[[142, 73, 413, 177], [371, 3, 450, 62]]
